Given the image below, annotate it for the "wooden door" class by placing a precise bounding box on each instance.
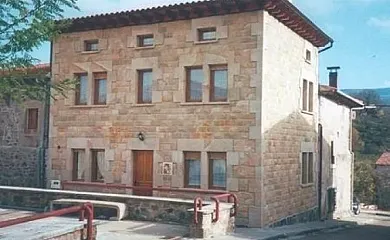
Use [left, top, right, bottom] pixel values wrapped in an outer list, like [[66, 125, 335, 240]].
[[133, 151, 153, 196]]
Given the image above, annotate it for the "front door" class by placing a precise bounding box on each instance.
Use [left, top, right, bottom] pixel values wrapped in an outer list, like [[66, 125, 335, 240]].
[[133, 151, 153, 196]]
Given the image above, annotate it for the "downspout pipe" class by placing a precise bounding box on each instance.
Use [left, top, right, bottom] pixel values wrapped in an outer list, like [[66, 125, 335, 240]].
[[319, 42, 333, 54]]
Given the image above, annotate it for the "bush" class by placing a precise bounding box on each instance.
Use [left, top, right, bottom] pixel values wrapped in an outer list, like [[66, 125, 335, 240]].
[[354, 161, 376, 204]]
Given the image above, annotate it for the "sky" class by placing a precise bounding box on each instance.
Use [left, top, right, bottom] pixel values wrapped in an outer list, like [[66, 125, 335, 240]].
[[32, 0, 390, 90]]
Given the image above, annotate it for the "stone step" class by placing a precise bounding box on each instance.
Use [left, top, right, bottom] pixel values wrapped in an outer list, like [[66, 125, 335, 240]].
[[50, 198, 128, 221]]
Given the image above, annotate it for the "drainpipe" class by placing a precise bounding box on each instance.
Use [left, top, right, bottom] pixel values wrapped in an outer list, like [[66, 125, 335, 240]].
[[318, 124, 323, 220], [319, 42, 334, 54]]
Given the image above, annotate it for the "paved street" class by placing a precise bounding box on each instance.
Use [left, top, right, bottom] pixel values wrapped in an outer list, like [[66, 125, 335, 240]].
[[301, 212, 390, 240]]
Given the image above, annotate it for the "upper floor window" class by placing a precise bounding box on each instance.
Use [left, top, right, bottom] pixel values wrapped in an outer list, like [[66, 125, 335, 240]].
[[208, 152, 226, 190], [26, 108, 38, 132], [184, 152, 201, 188], [84, 40, 99, 52], [210, 65, 228, 102], [301, 152, 314, 185], [75, 73, 88, 105], [302, 79, 314, 112], [305, 50, 311, 63], [186, 67, 203, 102], [93, 72, 107, 105], [137, 34, 154, 47], [138, 70, 152, 104], [198, 27, 216, 41]]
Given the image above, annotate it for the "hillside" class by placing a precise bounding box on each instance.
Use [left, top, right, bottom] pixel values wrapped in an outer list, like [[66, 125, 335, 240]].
[[342, 88, 390, 104]]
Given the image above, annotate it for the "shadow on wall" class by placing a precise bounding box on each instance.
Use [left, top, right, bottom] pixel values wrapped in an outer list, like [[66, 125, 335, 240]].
[[261, 111, 333, 227]]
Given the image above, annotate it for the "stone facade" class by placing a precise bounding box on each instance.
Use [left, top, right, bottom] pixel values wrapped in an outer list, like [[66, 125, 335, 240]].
[[0, 99, 45, 187], [49, 6, 328, 227]]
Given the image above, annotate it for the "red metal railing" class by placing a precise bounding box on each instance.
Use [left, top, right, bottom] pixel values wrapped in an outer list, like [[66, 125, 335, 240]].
[[193, 193, 238, 224], [0, 203, 94, 240], [62, 181, 228, 195]]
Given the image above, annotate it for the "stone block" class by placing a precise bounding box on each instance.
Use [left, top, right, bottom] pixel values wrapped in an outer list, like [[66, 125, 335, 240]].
[[248, 206, 262, 227], [217, 25, 228, 39], [127, 138, 159, 150], [249, 126, 262, 140], [177, 139, 204, 151], [233, 165, 255, 179], [227, 178, 239, 191], [205, 139, 233, 152], [227, 152, 239, 166]]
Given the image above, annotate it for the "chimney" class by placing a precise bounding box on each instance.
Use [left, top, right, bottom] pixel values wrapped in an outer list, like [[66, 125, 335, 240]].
[[327, 66, 341, 89]]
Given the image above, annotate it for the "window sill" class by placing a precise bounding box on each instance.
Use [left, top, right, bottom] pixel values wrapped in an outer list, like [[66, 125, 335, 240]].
[[301, 183, 314, 188], [70, 105, 108, 109], [194, 40, 219, 45], [135, 45, 155, 50], [132, 103, 155, 107], [305, 59, 311, 65], [81, 50, 100, 54], [180, 102, 230, 106], [301, 110, 314, 116], [24, 133, 38, 137]]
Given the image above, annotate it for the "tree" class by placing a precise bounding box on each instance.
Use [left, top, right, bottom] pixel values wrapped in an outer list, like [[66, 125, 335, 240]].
[[0, 0, 78, 102]]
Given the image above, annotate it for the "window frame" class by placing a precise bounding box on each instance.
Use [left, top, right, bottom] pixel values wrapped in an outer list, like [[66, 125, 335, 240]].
[[305, 49, 312, 63], [91, 149, 105, 182], [208, 152, 227, 190], [302, 79, 314, 113], [198, 27, 217, 42], [137, 34, 154, 47], [93, 72, 107, 105], [185, 66, 203, 102], [75, 73, 88, 105], [72, 149, 85, 181], [26, 108, 38, 132], [301, 152, 314, 185], [84, 39, 99, 52], [137, 69, 153, 104], [210, 65, 228, 102], [184, 152, 201, 189]]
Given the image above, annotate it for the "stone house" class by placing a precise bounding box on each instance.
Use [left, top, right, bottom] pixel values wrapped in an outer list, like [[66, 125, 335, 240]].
[[0, 64, 50, 187], [375, 152, 390, 210], [48, 0, 333, 227], [318, 71, 364, 219]]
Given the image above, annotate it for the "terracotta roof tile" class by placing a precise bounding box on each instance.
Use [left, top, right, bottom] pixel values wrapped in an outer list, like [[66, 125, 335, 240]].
[[376, 152, 390, 166]]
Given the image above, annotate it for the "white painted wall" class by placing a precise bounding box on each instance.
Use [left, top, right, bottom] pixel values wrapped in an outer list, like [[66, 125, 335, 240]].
[[319, 96, 353, 219]]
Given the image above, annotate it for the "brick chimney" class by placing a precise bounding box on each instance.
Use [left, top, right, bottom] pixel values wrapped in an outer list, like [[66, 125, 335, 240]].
[[327, 66, 341, 89]]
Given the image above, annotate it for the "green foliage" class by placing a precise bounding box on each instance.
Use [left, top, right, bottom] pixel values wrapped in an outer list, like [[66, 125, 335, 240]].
[[354, 161, 376, 204], [0, 0, 78, 102]]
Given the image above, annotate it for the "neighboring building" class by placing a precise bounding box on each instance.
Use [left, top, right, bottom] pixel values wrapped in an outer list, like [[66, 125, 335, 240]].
[[318, 70, 364, 219], [49, 0, 333, 227], [0, 64, 50, 187], [375, 152, 390, 210]]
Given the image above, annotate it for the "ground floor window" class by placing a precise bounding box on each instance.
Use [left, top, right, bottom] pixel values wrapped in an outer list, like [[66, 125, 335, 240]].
[[208, 152, 226, 190], [184, 152, 201, 188], [302, 152, 314, 185], [91, 149, 105, 182], [72, 149, 85, 181]]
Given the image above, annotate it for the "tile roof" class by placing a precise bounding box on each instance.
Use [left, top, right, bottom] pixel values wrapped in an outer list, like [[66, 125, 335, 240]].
[[376, 152, 390, 166], [58, 0, 333, 47], [319, 85, 364, 108]]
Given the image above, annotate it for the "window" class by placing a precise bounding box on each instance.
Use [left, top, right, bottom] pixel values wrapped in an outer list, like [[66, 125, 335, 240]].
[[91, 149, 105, 182], [138, 70, 153, 104], [75, 73, 88, 105], [186, 67, 203, 102], [26, 108, 38, 132], [301, 152, 314, 185], [302, 79, 314, 112], [137, 34, 154, 47], [93, 72, 107, 105], [305, 50, 311, 62], [72, 149, 85, 181], [208, 152, 226, 189], [210, 65, 228, 102], [84, 40, 99, 51], [184, 152, 201, 188], [198, 27, 217, 41], [331, 141, 335, 164]]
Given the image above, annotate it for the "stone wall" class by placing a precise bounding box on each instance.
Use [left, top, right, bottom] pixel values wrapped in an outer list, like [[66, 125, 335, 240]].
[[376, 165, 390, 210], [0, 186, 194, 225], [259, 12, 319, 226], [0, 101, 44, 187], [50, 11, 260, 226]]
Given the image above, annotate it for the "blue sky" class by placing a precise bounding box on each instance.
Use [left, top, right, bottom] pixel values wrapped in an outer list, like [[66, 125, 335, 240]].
[[32, 0, 390, 89]]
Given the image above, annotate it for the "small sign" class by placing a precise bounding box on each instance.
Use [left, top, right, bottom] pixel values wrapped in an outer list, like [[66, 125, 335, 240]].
[[162, 162, 173, 175]]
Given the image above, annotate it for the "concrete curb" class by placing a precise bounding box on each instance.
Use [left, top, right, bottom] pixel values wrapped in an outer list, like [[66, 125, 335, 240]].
[[260, 222, 358, 240]]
